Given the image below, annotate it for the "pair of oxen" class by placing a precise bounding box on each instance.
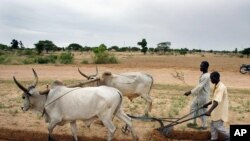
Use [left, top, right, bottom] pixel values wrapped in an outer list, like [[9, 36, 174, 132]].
[[13, 67, 153, 141]]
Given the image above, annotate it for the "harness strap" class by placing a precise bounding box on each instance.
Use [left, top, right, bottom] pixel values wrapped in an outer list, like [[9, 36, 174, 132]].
[[44, 87, 81, 108], [41, 94, 48, 117]]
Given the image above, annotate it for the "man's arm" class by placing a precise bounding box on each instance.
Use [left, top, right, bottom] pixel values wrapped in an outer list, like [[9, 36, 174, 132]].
[[191, 75, 210, 94], [205, 100, 218, 116], [203, 101, 212, 108], [184, 74, 210, 96]]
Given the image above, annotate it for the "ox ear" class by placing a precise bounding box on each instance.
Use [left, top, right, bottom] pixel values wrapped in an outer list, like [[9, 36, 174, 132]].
[[103, 71, 112, 76], [39, 89, 50, 95]]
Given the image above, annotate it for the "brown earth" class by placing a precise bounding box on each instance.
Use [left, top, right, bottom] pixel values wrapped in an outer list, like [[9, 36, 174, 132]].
[[0, 53, 249, 141]]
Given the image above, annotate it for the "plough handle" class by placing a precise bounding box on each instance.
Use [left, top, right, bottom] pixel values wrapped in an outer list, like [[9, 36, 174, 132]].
[[158, 101, 212, 130], [127, 114, 164, 127], [158, 113, 206, 131]]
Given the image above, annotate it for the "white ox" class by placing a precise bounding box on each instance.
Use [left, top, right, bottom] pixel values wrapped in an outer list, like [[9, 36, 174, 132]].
[[13, 69, 138, 141], [78, 67, 154, 116]]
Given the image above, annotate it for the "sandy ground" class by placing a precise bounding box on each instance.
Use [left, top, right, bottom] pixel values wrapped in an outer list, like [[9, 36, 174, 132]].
[[1, 64, 249, 89], [0, 53, 249, 141]]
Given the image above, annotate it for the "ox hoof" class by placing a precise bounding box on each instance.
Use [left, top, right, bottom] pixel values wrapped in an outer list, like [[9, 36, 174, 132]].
[[134, 136, 139, 141], [48, 136, 54, 141], [121, 125, 130, 134]]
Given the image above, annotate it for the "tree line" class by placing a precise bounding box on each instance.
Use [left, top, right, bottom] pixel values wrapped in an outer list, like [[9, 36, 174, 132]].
[[0, 39, 250, 56]]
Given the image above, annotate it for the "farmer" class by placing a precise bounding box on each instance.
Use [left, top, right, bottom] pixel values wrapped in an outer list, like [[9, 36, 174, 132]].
[[205, 71, 230, 141], [184, 61, 210, 129]]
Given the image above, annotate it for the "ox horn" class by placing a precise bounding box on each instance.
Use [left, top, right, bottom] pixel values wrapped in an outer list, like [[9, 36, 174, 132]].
[[92, 65, 98, 77], [78, 68, 90, 79], [32, 68, 38, 87], [13, 76, 28, 92]]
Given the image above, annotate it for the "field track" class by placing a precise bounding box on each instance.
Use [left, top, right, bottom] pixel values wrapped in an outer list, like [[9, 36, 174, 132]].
[[0, 127, 216, 141]]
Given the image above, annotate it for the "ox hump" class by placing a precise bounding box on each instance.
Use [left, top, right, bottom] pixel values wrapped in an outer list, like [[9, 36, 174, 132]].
[[50, 80, 64, 88]]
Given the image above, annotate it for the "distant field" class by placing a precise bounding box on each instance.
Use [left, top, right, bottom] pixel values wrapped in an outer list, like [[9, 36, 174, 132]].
[[0, 52, 249, 140]]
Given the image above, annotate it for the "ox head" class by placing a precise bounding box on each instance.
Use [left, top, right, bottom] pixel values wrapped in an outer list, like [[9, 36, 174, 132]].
[[13, 68, 49, 111], [78, 65, 99, 80]]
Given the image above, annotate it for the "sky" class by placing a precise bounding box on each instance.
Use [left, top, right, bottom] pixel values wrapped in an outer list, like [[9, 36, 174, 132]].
[[0, 0, 250, 51]]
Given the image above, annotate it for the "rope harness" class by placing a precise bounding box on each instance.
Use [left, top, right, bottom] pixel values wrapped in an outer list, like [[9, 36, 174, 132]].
[[41, 87, 81, 117]]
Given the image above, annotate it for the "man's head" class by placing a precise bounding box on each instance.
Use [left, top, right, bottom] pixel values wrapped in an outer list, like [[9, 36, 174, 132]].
[[210, 71, 220, 84], [200, 61, 209, 72]]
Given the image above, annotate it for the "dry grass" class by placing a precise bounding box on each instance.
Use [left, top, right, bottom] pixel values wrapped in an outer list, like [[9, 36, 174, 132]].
[[0, 52, 249, 140]]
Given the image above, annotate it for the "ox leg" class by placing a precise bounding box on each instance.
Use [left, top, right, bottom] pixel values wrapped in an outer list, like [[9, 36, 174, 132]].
[[116, 110, 139, 141], [101, 119, 116, 141], [141, 94, 152, 116], [48, 120, 58, 141], [70, 121, 78, 141]]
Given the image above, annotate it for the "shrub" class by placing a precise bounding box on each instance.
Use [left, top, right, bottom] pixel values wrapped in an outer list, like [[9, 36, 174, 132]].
[[0, 56, 5, 64], [35, 57, 50, 64], [108, 54, 119, 63], [92, 44, 119, 64], [81, 59, 89, 64], [23, 49, 35, 56], [0, 55, 13, 64], [59, 52, 73, 64], [47, 55, 57, 63], [23, 58, 36, 64], [0, 50, 4, 56], [93, 52, 118, 64]]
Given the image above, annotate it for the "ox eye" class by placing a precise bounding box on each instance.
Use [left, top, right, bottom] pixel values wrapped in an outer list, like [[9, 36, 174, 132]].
[[22, 96, 25, 99]]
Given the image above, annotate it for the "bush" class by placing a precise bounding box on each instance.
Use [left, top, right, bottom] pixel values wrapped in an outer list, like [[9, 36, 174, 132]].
[[0, 55, 13, 64], [108, 54, 119, 63], [93, 52, 118, 64], [23, 58, 36, 64], [0, 56, 5, 64], [47, 55, 57, 63], [0, 50, 4, 56], [23, 49, 35, 56], [92, 44, 119, 64], [59, 52, 73, 64], [35, 57, 50, 64], [81, 59, 89, 64]]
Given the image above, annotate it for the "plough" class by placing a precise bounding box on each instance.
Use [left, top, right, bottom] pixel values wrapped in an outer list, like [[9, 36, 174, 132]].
[[124, 102, 211, 136]]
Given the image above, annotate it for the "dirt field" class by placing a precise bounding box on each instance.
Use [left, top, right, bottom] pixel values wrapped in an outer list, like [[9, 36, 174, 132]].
[[0, 52, 249, 141]]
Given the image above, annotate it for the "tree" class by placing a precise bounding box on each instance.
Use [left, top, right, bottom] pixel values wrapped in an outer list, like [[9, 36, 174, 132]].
[[44, 40, 56, 53], [108, 46, 119, 51], [19, 41, 24, 48], [93, 44, 107, 54], [67, 43, 83, 51], [137, 38, 147, 55], [234, 48, 238, 54], [131, 47, 140, 52], [179, 48, 189, 55], [156, 42, 171, 54], [241, 47, 250, 57], [92, 44, 118, 64], [34, 40, 57, 54], [10, 39, 19, 49], [34, 41, 44, 54], [0, 43, 9, 50]]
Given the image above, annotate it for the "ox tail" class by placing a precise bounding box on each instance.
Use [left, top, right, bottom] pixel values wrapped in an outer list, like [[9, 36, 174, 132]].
[[147, 74, 154, 95], [146, 74, 154, 112], [112, 91, 123, 120]]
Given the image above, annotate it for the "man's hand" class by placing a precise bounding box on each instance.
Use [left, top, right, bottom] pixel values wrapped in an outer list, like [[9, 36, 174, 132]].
[[184, 91, 191, 96], [202, 101, 212, 108], [204, 101, 218, 116]]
